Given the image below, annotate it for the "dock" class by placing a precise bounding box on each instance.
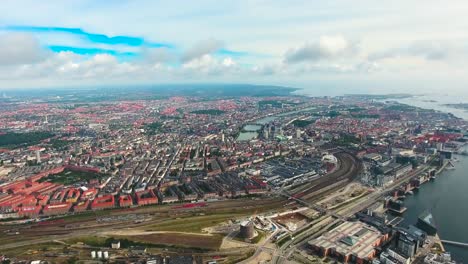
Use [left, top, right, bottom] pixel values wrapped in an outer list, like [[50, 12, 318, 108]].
[[440, 239, 468, 248]]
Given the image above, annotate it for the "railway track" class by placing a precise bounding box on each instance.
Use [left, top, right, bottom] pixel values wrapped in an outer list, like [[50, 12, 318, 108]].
[[287, 152, 362, 203]]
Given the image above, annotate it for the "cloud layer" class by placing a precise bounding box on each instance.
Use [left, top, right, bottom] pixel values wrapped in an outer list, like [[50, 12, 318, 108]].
[[182, 39, 224, 62], [284, 35, 356, 63], [1, 0, 468, 89], [0, 33, 46, 65]]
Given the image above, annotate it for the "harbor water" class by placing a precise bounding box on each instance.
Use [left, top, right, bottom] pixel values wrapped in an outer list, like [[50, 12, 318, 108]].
[[401, 149, 468, 262]]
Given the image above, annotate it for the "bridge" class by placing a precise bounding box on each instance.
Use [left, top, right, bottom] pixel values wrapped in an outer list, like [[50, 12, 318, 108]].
[[440, 240, 468, 248]]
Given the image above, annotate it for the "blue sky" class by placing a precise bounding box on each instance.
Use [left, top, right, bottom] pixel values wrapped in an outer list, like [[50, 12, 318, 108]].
[[7, 26, 149, 46], [0, 0, 468, 93]]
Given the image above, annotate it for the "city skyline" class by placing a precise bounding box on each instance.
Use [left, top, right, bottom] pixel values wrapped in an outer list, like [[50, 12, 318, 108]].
[[0, 0, 468, 93]]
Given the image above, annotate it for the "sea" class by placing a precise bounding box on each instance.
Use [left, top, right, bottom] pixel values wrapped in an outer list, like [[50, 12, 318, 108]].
[[297, 87, 468, 262]]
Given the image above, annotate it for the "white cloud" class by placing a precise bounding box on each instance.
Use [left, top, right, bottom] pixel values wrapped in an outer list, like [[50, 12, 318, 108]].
[[0, 33, 47, 65], [222, 57, 236, 67], [182, 54, 217, 72], [284, 35, 357, 63], [368, 40, 468, 63], [0, 52, 140, 81], [181, 54, 242, 77], [181, 39, 223, 62], [252, 63, 285, 76], [141, 47, 176, 64], [0, 51, 247, 85]]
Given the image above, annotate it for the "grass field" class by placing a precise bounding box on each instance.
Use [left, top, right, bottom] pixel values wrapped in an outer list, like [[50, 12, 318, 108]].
[[0, 131, 54, 149], [145, 199, 284, 233], [145, 213, 240, 233], [250, 230, 266, 244], [66, 233, 223, 251], [291, 119, 315, 128], [0, 241, 65, 258], [190, 109, 225, 115], [119, 233, 223, 250], [224, 249, 255, 264], [66, 236, 108, 247]]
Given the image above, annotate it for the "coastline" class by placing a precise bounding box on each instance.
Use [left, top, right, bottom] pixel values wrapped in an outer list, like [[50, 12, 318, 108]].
[[294, 88, 468, 121], [391, 94, 467, 260], [402, 148, 466, 263]]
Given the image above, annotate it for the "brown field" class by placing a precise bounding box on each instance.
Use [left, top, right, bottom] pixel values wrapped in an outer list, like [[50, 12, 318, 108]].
[[119, 233, 223, 250], [274, 212, 308, 225], [273, 213, 309, 231]]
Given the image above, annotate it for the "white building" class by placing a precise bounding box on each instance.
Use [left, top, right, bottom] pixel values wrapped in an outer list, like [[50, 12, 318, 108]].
[[424, 253, 456, 264]]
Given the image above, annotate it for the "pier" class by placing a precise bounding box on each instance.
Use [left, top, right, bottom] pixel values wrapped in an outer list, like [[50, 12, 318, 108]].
[[440, 240, 468, 248]]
